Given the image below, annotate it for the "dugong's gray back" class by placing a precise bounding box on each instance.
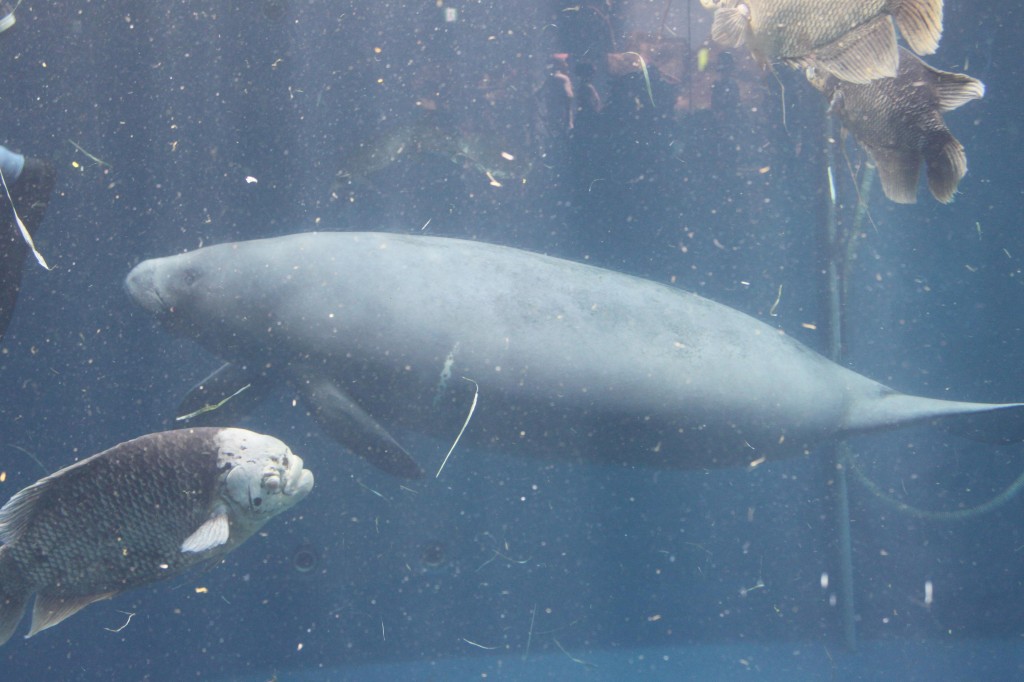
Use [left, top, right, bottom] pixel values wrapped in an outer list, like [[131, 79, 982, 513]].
[[125, 232, 1024, 477]]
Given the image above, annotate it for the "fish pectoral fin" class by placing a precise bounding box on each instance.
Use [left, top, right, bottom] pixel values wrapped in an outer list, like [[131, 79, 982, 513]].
[[177, 362, 274, 424], [710, 6, 748, 48], [805, 15, 897, 84], [181, 512, 231, 553], [296, 374, 425, 479], [28, 591, 116, 638]]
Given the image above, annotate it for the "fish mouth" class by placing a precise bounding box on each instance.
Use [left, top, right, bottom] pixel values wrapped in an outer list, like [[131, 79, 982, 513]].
[[283, 452, 315, 498]]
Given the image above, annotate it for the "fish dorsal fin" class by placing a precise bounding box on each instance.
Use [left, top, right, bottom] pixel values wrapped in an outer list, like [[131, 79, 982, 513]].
[[930, 70, 984, 113], [180, 511, 230, 554], [891, 0, 943, 56], [710, 6, 749, 49], [0, 458, 93, 544], [28, 591, 116, 638], [0, 447, 114, 544], [808, 15, 898, 84], [0, 477, 52, 545]]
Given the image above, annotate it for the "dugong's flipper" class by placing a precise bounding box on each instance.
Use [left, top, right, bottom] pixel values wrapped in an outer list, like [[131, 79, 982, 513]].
[[295, 372, 424, 479], [177, 362, 275, 424]]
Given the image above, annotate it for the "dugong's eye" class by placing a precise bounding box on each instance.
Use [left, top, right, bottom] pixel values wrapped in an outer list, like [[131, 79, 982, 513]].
[[183, 268, 201, 286]]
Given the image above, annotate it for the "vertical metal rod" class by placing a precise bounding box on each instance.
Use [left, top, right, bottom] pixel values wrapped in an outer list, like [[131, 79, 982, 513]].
[[686, 0, 692, 113], [821, 114, 857, 651], [834, 443, 857, 650]]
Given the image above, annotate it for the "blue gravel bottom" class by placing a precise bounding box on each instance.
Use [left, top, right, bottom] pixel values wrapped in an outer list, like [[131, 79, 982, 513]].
[[216, 638, 1024, 681]]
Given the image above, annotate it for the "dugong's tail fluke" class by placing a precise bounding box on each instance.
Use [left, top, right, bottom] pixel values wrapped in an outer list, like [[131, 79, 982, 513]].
[[938, 404, 1024, 445], [845, 389, 1024, 443]]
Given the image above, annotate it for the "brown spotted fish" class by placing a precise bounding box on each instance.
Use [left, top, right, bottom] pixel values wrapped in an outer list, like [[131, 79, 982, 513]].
[[700, 0, 944, 84], [807, 47, 984, 204], [0, 427, 314, 644]]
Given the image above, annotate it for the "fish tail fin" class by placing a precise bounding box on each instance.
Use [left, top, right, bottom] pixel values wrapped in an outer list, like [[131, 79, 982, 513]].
[[890, 0, 943, 55], [0, 551, 30, 646], [924, 132, 967, 204], [867, 146, 921, 204]]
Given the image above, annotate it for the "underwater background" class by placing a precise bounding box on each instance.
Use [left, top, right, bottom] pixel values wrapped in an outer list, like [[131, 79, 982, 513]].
[[1, 1, 1023, 679]]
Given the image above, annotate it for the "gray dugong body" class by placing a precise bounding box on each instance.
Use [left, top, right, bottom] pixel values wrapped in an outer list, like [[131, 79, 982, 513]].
[[125, 232, 1024, 477]]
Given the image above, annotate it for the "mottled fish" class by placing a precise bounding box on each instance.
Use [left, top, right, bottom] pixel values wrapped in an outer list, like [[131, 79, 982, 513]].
[[807, 47, 984, 204], [700, 0, 944, 84], [333, 122, 529, 194], [0, 427, 314, 645]]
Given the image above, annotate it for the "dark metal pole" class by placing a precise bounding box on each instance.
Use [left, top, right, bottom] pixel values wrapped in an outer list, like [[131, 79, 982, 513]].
[[821, 114, 857, 651]]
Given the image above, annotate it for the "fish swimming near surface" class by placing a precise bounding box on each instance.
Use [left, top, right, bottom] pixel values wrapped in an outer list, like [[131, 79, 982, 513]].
[[0, 427, 313, 645], [700, 0, 944, 84], [333, 122, 529, 195], [124, 232, 1024, 479], [807, 47, 984, 204]]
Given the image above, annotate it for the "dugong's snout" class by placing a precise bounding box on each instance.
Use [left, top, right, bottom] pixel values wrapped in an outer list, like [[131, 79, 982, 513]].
[[125, 259, 167, 315]]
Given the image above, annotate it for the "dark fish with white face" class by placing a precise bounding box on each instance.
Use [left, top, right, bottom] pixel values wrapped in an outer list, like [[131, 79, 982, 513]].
[[0, 427, 314, 645], [700, 0, 944, 84], [807, 47, 984, 204]]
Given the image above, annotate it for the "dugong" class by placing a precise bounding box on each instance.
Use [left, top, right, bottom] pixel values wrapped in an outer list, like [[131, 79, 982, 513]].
[[125, 232, 1024, 478]]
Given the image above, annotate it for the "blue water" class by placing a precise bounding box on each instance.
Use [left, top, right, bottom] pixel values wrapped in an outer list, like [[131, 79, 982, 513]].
[[2, 1, 1023, 679]]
